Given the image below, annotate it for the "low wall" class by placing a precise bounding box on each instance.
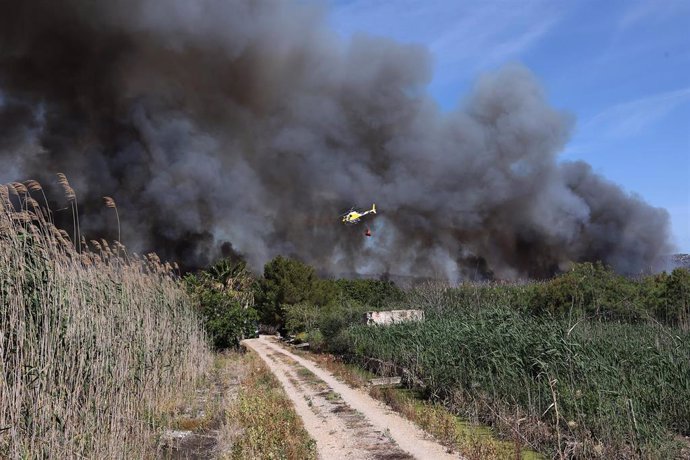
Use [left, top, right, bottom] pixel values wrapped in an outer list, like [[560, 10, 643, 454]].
[[364, 309, 424, 326]]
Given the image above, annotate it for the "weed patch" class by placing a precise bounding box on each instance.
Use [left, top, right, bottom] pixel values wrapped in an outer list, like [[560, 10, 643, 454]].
[[226, 352, 317, 459]]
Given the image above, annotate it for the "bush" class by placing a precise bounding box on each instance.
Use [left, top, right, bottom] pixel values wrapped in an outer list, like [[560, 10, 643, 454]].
[[185, 258, 258, 349], [418, 263, 690, 328], [284, 301, 322, 335], [306, 328, 325, 351], [519, 262, 643, 319], [641, 268, 690, 327], [284, 298, 370, 352]]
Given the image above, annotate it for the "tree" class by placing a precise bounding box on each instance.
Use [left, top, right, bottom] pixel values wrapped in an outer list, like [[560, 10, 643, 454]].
[[255, 256, 337, 327]]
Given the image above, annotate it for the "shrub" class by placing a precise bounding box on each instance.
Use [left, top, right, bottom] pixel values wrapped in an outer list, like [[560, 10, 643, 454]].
[[284, 298, 370, 353], [417, 263, 690, 327], [306, 328, 325, 351], [284, 301, 322, 335], [641, 268, 690, 328], [521, 262, 644, 319], [185, 258, 258, 349]]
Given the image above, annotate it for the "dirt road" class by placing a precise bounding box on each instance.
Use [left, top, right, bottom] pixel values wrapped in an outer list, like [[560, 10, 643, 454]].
[[242, 336, 460, 460]]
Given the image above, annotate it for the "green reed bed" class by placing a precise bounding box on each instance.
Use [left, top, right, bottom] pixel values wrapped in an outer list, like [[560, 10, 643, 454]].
[[343, 307, 690, 458], [0, 180, 212, 458]]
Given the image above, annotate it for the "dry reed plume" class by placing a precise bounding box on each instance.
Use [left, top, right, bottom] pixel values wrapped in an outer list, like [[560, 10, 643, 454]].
[[0, 178, 212, 458], [102, 196, 121, 242]]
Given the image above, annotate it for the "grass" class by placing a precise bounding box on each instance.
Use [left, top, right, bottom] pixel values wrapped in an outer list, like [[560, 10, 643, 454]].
[[293, 347, 542, 459], [342, 301, 690, 458], [280, 265, 689, 457], [161, 353, 236, 434], [370, 387, 542, 460], [225, 351, 317, 459], [0, 179, 212, 458], [324, 391, 341, 402]]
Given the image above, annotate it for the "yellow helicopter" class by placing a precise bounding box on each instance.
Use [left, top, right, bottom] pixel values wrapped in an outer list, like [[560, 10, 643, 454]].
[[341, 203, 376, 225]]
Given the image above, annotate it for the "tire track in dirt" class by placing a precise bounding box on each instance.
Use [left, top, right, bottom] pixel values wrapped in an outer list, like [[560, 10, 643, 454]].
[[243, 336, 460, 460]]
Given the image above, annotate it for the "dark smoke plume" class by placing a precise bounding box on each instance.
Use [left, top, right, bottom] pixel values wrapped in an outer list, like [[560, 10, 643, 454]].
[[0, 0, 672, 279]]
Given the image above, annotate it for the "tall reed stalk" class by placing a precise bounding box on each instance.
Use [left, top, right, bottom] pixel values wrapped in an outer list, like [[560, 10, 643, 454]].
[[103, 196, 120, 242], [0, 180, 212, 458]]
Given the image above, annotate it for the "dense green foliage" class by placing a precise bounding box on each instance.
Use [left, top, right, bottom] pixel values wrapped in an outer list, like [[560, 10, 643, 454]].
[[281, 279, 403, 350], [284, 299, 370, 351], [261, 260, 689, 458], [193, 254, 689, 456], [254, 258, 689, 337], [405, 263, 690, 328], [254, 255, 337, 327], [342, 307, 689, 457], [519, 262, 690, 326], [185, 258, 258, 349], [639, 268, 690, 327], [333, 278, 404, 308], [254, 256, 403, 337]]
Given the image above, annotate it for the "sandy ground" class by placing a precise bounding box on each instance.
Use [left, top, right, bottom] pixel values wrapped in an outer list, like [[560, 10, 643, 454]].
[[243, 336, 461, 460]]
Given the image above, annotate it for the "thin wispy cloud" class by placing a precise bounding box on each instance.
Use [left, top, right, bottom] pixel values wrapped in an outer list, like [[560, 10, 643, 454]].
[[589, 0, 690, 73], [472, 14, 559, 70], [428, 2, 561, 68], [618, 0, 690, 31], [584, 88, 690, 139], [329, 0, 565, 95]]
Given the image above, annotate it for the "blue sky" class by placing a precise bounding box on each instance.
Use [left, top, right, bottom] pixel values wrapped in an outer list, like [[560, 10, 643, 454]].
[[327, 0, 690, 252]]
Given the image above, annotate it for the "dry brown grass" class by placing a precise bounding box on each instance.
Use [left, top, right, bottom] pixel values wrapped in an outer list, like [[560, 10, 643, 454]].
[[0, 178, 212, 458]]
